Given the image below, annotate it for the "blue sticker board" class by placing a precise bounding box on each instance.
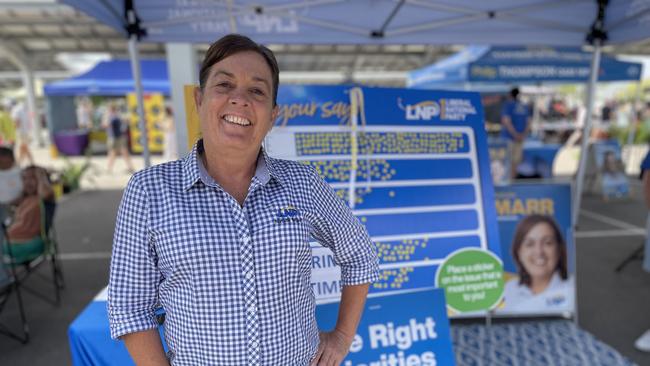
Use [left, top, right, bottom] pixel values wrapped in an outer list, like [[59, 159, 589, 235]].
[[269, 85, 501, 305], [494, 183, 575, 316], [316, 288, 454, 366]]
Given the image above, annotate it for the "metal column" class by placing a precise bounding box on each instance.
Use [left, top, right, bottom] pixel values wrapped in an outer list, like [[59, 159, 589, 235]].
[[572, 41, 601, 228]]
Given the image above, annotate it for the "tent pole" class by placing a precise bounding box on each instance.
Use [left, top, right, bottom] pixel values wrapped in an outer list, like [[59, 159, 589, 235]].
[[22, 67, 43, 147], [532, 87, 540, 139], [572, 41, 601, 229], [128, 34, 150, 168], [626, 81, 643, 147]]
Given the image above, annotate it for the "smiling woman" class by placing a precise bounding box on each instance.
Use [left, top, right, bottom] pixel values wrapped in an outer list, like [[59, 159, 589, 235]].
[[193, 48, 279, 204], [108, 34, 379, 366]]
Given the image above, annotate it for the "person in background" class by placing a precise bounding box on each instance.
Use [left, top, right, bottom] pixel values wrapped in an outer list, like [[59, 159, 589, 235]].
[[0, 147, 22, 222], [3, 166, 54, 264], [634, 148, 650, 352], [601, 100, 613, 125], [102, 103, 134, 174], [10, 100, 34, 166], [501, 87, 531, 179]]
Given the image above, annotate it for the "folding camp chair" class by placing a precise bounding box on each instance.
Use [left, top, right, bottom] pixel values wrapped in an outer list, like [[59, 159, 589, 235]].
[[6, 199, 64, 306], [0, 223, 29, 344]]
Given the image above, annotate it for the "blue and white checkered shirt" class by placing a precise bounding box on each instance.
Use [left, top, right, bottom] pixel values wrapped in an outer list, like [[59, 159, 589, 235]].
[[108, 140, 379, 365]]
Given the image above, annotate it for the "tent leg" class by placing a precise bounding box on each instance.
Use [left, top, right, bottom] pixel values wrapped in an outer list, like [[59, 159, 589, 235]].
[[571, 42, 601, 326], [532, 87, 541, 139], [572, 42, 601, 227], [23, 69, 43, 147], [128, 35, 151, 168]]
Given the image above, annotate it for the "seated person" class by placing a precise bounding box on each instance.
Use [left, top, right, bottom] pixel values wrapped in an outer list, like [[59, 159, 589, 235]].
[[0, 147, 22, 220], [3, 166, 54, 263]]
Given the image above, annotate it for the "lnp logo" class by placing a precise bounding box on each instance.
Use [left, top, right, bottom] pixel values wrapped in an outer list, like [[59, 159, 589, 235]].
[[398, 98, 440, 121], [275, 205, 300, 222]]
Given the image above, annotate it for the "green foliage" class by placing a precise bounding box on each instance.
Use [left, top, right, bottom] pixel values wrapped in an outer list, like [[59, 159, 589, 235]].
[[608, 121, 650, 145], [59, 159, 92, 192]]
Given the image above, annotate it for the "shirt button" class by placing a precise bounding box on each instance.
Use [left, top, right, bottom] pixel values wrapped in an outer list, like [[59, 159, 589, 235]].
[[245, 271, 254, 280], [248, 305, 257, 314], [242, 235, 250, 244], [251, 341, 259, 349]]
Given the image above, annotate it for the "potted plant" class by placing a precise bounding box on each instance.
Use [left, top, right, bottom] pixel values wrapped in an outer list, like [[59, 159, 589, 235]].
[[58, 159, 92, 193]]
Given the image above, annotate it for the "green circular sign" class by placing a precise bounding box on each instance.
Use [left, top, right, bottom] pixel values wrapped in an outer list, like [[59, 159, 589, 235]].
[[435, 248, 504, 313]]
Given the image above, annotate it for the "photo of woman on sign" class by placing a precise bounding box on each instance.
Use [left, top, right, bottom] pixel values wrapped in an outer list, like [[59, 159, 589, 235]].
[[502, 214, 574, 313]]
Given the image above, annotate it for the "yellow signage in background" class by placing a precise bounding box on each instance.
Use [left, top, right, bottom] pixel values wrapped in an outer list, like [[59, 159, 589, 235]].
[[127, 93, 165, 153], [184, 85, 201, 149]]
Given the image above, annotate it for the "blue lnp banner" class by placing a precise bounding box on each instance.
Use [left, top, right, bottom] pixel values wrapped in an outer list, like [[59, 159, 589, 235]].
[[494, 183, 574, 316], [316, 288, 455, 366], [269, 85, 501, 306]]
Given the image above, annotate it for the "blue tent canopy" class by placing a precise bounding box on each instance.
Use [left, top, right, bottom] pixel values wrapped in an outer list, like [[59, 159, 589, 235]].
[[407, 46, 643, 89], [59, 1, 650, 46], [44, 59, 170, 96]]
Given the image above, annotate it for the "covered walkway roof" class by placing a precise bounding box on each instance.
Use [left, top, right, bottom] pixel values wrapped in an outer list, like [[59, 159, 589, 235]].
[[2, 1, 650, 91]]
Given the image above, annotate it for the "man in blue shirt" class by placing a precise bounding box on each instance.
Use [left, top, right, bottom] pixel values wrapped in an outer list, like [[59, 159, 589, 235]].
[[108, 34, 379, 365], [501, 87, 531, 179]]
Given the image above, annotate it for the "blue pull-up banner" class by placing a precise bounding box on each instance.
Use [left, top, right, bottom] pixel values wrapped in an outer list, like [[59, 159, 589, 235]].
[[268, 85, 501, 310], [316, 288, 455, 366]]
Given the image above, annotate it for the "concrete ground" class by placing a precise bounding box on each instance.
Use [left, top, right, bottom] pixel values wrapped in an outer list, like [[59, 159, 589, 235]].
[[0, 144, 649, 365]]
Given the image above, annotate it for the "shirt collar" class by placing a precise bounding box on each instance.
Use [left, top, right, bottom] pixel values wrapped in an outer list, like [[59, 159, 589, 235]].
[[260, 147, 284, 186], [516, 271, 563, 296], [182, 141, 201, 191], [182, 140, 283, 190]]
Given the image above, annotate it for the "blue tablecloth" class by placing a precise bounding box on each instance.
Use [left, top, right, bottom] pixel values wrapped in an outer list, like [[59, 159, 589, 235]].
[[70, 293, 634, 366], [68, 296, 166, 366], [520, 142, 562, 178]]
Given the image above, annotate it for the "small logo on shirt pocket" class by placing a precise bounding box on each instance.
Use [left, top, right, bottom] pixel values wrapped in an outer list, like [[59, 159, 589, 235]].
[[275, 205, 300, 222], [546, 294, 566, 307]]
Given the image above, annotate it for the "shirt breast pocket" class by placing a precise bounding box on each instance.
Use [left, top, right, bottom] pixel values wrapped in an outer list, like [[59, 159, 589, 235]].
[[253, 211, 313, 275]]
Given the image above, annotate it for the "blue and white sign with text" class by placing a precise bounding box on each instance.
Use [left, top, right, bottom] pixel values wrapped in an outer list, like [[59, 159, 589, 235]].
[[316, 288, 455, 366], [268, 85, 501, 306]]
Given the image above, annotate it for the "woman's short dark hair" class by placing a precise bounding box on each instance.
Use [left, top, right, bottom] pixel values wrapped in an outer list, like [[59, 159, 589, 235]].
[[511, 214, 568, 287], [199, 34, 279, 106]]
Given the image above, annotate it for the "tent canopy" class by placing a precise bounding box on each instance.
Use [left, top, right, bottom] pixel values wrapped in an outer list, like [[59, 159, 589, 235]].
[[43, 59, 169, 96], [407, 46, 643, 89], [60, 0, 650, 46]]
